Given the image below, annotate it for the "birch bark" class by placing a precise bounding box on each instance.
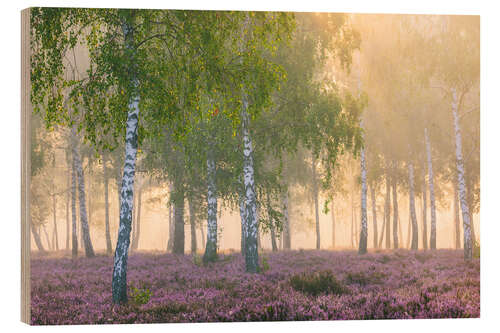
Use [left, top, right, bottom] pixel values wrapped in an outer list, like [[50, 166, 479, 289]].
[[392, 167, 399, 249], [384, 170, 391, 249], [111, 20, 140, 304], [71, 125, 94, 258], [408, 161, 418, 250], [282, 189, 291, 249], [422, 175, 428, 250], [203, 144, 218, 262], [425, 127, 437, 250], [359, 146, 368, 254], [312, 158, 321, 250], [370, 185, 378, 249], [103, 157, 112, 254], [451, 88, 473, 259], [71, 151, 78, 257]]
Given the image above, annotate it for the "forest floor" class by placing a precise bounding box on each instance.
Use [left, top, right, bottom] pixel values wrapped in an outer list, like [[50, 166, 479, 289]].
[[30, 249, 479, 325]]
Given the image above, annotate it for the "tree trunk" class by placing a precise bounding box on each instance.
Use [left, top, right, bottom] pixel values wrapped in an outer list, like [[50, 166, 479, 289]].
[[384, 171, 391, 249], [331, 199, 335, 249], [66, 165, 70, 251], [188, 197, 197, 254], [425, 128, 437, 250], [370, 185, 378, 249], [312, 158, 320, 250], [43, 225, 51, 250], [103, 157, 112, 255], [454, 181, 461, 249], [241, 88, 259, 272], [422, 176, 428, 250], [392, 168, 399, 249], [87, 154, 92, 232], [203, 144, 218, 262], [172, 181, 185, 255], [71, 154, 78, 257], [378, 215, 386, 248], [111, 20, 140, 304], [51, 153, 59, 251], [408, 161, 418, 250], [71, 125, 94, 258], [167, 184, 174, 252], [359, 147, 368, 254], [282, 189, 291, 250], [132, 186, 142, 251], [451, 88, 473, 259], [31, 224, 45, 252], [239, 193, 246, 254], [200, 224, 206, 250], [268, 194, 278, 252]]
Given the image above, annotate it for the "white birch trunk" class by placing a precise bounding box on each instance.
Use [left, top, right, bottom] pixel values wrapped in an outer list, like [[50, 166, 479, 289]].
[[71, 125, 94, 257], [239, 193, 246, 254], [241, 91, 259, 272], [408, 161, 418, 250], [203, 144, 218, 262], [392, 166, 399, 249], [282, 189, 291, 250], [359, 146, 368, 254], [370, 185, 378, 249], [71, 152, 78, 257], [312, 158, 321, 250], [425, 127, 437, 250], [451, 88, 473, 259], [422, 174, 428, 250], [384, 170, 391, 249], [111, 19, 140, 304]]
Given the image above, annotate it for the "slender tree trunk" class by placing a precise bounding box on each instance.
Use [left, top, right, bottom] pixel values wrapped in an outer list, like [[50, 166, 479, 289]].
[[267, 194, 278, 252], [66, 165, 70, 250], [31, 224, 45, 252], [103, 157, 112, 255], [408, 161, 418, 250], [331, 199, 336, 249], [359, 147, 368, 254], [43, 225, 51, 250], [188, 197, 197, 254], [422, 176, 428, 250], [454, 182, 461, 249], [204, 143, 218, 262], [378, 215, 386, 248], [51, 153, 59, 251], [392, 168, 399, 249], [132, 186, 142, 251], [172, 181, 185, 255], [71, 126, 94, 258], [270, 223, 278, 251], [87, 154, 92, 231], [425, 128, 437, 250], [351, 190, 355, 248], [370, 185, 378, 249], [167, 184, 174, 252], [111, 19, 140, 304], [312, 158, 320, 250], [239, 193, 246, 254], [52, 193, 58, 251], [451, 89, 473, 259], [282, 189, 291, 250], [241, 88, 259, 272], [200, 224, 206, 250], [71, 154, 78, 257], [384, 171, 391, 249]]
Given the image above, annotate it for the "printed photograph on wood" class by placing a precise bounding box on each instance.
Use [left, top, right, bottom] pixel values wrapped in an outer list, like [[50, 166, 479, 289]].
[[23, 7, 480, 325]]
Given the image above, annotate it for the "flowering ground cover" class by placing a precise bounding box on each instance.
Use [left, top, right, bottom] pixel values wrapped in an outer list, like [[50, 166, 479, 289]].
[[30, 249, 479, 325]]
